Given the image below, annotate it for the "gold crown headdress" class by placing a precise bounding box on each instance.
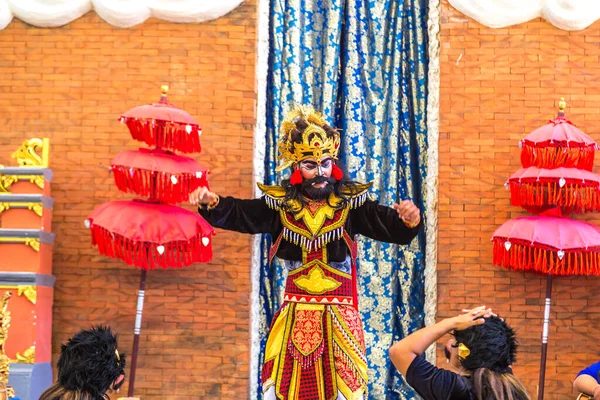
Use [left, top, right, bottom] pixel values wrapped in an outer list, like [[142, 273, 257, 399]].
[[276, 104, 341, 172]]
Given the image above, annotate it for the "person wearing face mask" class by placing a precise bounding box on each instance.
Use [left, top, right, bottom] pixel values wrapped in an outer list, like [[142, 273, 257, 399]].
[[39, 326, 126, 400], [189, 104, 421, 400], [389, 306, 530, 400]]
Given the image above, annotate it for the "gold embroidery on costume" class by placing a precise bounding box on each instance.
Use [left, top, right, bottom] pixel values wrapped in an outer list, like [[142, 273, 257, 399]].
[[291, 203, 338, 236], [293, 266, 342, 295], [259, 179, 374, 400], [291, 304, 325, 356], [258, 182, 373, 254]]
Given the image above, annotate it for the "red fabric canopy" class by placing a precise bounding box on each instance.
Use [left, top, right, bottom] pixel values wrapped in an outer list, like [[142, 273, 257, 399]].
[[508, 166, 600, 213], [492, 209, 600, 276], [120, 93, 202, 154], [87, 199, 214, 270], [111, 148, 209, 204], [520, 115, 597, 170]]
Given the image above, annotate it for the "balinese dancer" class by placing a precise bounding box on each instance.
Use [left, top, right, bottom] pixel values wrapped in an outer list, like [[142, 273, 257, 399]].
[[190, 104, 421, 399]]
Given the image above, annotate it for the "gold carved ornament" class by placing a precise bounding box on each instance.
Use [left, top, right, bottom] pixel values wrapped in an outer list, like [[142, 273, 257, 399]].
[[14, 346, 34, 364], [0, 238, 41, 252], [0, 286, 36, 304], [0, 138, 50, 192], [11, 138, 49, 168], [0, 292, 15, 398], [0, 202, 43, 217], [0, 287, 37, 367]]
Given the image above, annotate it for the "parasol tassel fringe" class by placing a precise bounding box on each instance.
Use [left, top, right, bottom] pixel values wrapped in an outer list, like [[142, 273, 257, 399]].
[[492, 239, 600, 277], [122, 118, 202, 154], [90, 225, 212, 270], [112, 166, 208, 204], [520, 145, 595, 171], [510, 181, 600, 214]]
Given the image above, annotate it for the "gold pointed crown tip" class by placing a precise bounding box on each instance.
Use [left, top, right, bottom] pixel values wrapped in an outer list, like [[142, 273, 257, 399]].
[[160, 85, 169, 95]]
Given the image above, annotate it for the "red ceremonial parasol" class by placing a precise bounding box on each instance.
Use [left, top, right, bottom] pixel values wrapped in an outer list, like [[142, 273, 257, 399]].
[[111, 148, 209, 204], [507, 166, 600, 214], [493, 99, 600, 400], [520, 105, 597, 171], [87, 199, 213, 269], [88, 86, 213, 396], [120, 86, 203, 153]]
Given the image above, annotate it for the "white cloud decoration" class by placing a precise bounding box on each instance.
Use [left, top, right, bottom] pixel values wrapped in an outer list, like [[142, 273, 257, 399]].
[[449, 0, 600, 31], [0, 0, 244, 30]]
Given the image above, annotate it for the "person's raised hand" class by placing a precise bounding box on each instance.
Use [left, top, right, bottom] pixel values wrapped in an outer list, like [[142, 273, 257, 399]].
[[451, 306, 489, 331]]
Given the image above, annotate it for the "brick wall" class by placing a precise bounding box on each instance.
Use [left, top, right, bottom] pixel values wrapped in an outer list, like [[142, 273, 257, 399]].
[[3, 1, 599, 399], [439, 1, 600, 398], [0, 4, 256, 399]]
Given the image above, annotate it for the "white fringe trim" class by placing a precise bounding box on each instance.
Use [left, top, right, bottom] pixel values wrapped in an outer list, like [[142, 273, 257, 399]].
[[282, 226, 344, 251]]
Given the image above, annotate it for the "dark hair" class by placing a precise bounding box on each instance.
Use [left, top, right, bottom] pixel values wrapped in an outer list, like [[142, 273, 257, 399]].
[[453, 317, 530, 400], [40, 326, 126, 400], [453, 316, 516, 373], [39, 384, 98, 400], [280, 116, 360, 211]]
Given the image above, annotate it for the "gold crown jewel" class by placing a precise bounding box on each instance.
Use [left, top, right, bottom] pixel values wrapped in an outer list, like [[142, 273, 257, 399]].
[[276, 104, 341, 172]]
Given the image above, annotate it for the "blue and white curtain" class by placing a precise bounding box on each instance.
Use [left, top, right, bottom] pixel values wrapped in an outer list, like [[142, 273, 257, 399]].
[[251, 0, 438, 398]]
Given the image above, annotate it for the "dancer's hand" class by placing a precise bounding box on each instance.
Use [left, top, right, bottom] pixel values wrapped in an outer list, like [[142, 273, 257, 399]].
[[189, 186, 218, 205], [393, 200, 420, 228]]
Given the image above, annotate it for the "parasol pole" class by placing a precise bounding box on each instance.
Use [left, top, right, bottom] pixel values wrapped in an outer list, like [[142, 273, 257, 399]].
[[128, 106, 163, 396], [538, 273, 553, 400], [128, 268, 147, 397]]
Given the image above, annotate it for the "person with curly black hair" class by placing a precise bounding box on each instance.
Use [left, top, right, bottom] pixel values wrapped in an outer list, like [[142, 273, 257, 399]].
[[390, 306, 530, 400], [39, 326, 126, 400]]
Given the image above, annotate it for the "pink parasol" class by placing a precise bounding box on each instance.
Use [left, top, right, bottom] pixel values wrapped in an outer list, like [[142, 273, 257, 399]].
[[495, 99, 600, 400], [492, 208, 600, 276], [508, 166, 600, 214], [120, 86, 202, 153], [111, 148, 209, 204], [520, 103, 597, 171]]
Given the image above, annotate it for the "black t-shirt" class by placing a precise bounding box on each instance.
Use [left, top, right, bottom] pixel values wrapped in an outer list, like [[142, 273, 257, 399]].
[[405, 355, 475, 400]]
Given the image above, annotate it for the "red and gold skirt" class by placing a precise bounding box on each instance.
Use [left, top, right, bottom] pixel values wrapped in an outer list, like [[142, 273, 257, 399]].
[[261, 260, 368, 400]]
